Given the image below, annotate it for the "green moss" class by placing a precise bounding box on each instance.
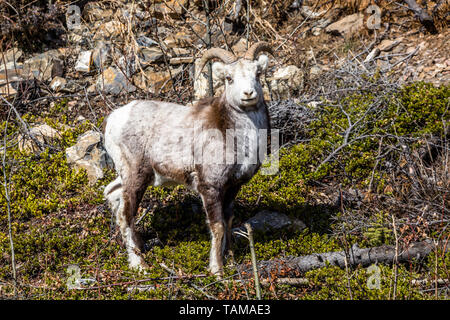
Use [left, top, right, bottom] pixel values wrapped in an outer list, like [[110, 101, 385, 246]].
[[304, 263, 426, 300]]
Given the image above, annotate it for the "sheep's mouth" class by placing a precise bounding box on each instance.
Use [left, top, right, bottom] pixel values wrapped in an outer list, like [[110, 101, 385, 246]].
[[241, 97, 257, 103]]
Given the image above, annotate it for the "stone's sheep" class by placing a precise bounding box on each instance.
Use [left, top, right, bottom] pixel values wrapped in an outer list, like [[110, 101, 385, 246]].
[[103, 42, 273, 276]]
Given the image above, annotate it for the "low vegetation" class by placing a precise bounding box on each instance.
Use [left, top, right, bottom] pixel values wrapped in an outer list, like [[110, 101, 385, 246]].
[[1, 82, 448, 299]]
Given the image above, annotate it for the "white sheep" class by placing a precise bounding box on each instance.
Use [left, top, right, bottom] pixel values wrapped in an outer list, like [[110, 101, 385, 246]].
[[103, 42, 274, 276]]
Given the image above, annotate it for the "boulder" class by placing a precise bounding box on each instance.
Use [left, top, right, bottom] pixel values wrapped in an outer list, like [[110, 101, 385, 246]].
[[22, 49, 64, 81], [18, 124, 61, 153], [138, 47, 164, 65], [133, 66, 182, 94], [3, 47, 23, 63], [269, 65, 304, 99], [75, 50, 93, 73], [233, 211, 306, 237], [377, 38, 403, 52], [96, 67, 136, 94], [93, 20, 125, 40], [65, 130, 109, 184], [325, 13, 364, 37]]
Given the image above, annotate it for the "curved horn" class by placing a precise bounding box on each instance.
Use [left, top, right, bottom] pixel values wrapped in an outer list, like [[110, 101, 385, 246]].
[[243, 42, 273, 60], [196, 48, 237, 77]]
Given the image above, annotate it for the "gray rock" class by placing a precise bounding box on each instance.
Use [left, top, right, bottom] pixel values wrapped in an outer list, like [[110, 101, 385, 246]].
[[92, 42, 111, 70], [0, 61, 22, 72], [377, 38, 403, 52], [139, 47, 164, 65], [364, 48, 381, 62], [136, 35, 158, 48], [233, 211, 306, 237], [133, 66, 182, 94], [269, 65, 304, 99], [3, 47, 23, 63], [325, 13, 364, 37], [49, 76, 67, 92], [22, 49, 65, 81], [74, 50, 93, 73], [65, 130, 109, 184], [170, 57, 194, 65], [0, 67, 23, 96], [116, 54, 137, 77], [18, 124, 62, 153], [96, 67, 136, 94]]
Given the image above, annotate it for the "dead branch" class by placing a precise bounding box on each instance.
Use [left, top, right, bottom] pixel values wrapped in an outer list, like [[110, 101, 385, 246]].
[[240, 240, 449, 278]]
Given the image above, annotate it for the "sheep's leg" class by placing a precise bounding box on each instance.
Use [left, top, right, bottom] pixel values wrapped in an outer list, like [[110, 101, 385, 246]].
[[201, 189, 226, 277], [105, 177, 146, 268], [223, 186, 241, 259], [119, 172, 151, 271]]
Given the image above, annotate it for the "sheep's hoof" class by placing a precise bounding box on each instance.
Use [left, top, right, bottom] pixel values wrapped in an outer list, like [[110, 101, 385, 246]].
[[207, 266, 224, 279], [129, 254, 149, 274]]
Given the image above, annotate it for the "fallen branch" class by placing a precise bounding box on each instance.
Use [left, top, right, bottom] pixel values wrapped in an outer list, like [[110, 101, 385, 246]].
[[241, 240, 449, 277]]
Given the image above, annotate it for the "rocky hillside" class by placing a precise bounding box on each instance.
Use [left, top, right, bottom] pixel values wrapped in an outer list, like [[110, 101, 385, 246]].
[[0, 0, 449, 300]]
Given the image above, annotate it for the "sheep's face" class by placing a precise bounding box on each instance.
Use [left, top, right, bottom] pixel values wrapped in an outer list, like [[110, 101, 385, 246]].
[[213, 55, 269, 109]]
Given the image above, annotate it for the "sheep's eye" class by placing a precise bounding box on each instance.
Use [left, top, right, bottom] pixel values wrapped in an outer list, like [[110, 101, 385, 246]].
[[226, 76, 233, 83]]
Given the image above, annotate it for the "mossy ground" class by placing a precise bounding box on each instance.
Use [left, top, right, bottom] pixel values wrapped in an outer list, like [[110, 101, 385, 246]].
[[0, 82, 448, 299]]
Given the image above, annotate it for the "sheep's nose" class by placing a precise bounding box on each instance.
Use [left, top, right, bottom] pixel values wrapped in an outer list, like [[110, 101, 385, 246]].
[[243, 89, 254, 97]]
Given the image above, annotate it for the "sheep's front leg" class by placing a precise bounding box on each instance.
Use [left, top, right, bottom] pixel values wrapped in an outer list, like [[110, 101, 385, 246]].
[[118, 174, 150, 271], [201, 189, 226, 277]]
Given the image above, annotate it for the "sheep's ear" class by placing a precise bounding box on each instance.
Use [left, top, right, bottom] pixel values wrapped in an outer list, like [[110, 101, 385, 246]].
[[256, 54, 269, 72], [212, 62, 226, 80]]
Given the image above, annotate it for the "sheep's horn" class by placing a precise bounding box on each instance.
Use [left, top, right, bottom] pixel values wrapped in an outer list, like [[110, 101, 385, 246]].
[[196, 48, 237, 77], [243, 42, 274, 60]]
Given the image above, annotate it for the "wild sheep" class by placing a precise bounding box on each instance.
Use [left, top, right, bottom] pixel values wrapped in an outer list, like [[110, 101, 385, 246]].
[[103, 42, 274, 276]]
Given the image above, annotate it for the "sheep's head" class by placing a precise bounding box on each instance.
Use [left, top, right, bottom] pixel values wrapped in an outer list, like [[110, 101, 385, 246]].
[[197, 42, 273, 109]]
